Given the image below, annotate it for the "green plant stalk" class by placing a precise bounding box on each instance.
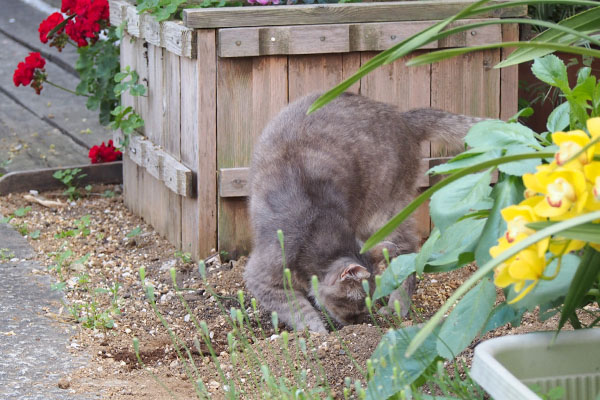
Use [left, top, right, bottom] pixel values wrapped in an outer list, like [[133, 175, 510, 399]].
[[406, 41, 600, 67], [361, 152, 555, 252], [406, 210, 600, 357], [44, 79, 91, 97]]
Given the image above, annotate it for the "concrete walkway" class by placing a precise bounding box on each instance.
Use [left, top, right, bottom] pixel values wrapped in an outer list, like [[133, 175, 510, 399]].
[[0, 0, 113, 397], [0, 222, 95, 399]]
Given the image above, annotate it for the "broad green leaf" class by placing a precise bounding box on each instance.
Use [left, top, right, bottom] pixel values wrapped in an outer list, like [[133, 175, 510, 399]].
[[531, 55, 570, 93], [373, 253, 416, 300], [507, 254, 580, 309], [427, 218, 486, 266], [499, 146, 543, 176], [362, 152, 553, 253], [508, 107, 534, 123], [430, 170, 493, 232], [546, 101, 570, 132], [557, 247, 600, 331], [527, 221, 600, 243], [465, 120, 540, 150], [366, 326, 439, 400], [571, 75, 596, 103], [481, 303, 524, 335], [474, 176, 524, 267], [437, 278, 496, 359], [415, 228, 440, 275]]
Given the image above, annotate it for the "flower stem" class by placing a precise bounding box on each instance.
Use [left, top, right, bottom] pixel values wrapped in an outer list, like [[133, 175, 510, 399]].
[[44, 80, 90, 97]]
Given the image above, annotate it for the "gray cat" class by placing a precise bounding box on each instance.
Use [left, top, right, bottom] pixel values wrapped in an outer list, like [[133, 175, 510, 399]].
[[244, 92, 481, 333]]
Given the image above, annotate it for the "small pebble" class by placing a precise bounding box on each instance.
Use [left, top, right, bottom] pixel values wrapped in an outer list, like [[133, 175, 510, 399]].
[[57, 377, 70, 389]]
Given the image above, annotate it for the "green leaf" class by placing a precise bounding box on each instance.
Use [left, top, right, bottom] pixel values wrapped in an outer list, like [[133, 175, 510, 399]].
[[557, 247, 600, 331], [366, 326, 439, 400], [507, 254, 580, 308], [427, 218, 486, 267], [474, 176, 524, 267], [430, 170, 493, 232], [465, 120, 540, 150], [527, 221, 600, 243], [126, 226, 142, 238], [415, 228, 440, 275], [508, 107, 534, 123], [531, 55, 570, 93], [481, 303, 524, 335], [428, 149, 502, 175], [373, 253, 416, 300], [361, 152, 554, 253], [547, 101, 570, 132], [437, 278, 496, 359], [499, 146, 543, 176], [499, 6, 600, 67]]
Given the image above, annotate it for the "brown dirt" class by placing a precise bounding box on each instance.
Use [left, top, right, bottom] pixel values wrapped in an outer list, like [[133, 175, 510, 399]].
[[0, 186, 595, 399]]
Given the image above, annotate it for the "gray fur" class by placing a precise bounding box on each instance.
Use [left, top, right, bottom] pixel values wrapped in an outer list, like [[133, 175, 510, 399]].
[[244, 92, 482, 332]]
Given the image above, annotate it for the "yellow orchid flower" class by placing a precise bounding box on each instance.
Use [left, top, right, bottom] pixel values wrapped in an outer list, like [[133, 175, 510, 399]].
[[493, 247, 547, 304], [583, 162, 600, 211], [552, 130, 595, 169], [548, 238, 585, 255], [523, 167, 588, 220]]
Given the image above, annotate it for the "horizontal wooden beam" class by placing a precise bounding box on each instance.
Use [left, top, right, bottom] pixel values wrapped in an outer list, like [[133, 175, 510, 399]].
[[219, 158, 454, 198], [109, 0, 197, 58], [114, 132, 193, 197], [218, 19, 501, 57], [184, 1, 527, 29], [0, 162, 122, 196]]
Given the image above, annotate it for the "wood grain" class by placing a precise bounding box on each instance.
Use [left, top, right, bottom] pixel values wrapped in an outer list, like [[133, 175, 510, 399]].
[[289, 54, 343, 101], [0, 162, 122, 196], [184, 1, 527, 29], [217, 19, 502, 58], [217, 55, 288, 256], [500, 23, 519, 121], [181, 30, 218, 259]]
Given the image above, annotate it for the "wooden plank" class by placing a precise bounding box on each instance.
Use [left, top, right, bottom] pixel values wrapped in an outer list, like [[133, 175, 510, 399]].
[[289, 54, 344, 101], [181, 29, 218, 259], [0, 162, 122, 196], [217, 55, 288, 256], [500, 23, 519, 121], [125, 3, 141, 37], [218, 159, 448, 198], [218, 20, 502, 57], [162, 21, 197, 58], [184, 1, 527, 29], [342, 52, 361, 94], [108, 0, 127, 27], [120, 33, 139, 216], [430, 49, 500, 157], [360, 51, 431, 158], [142, 14, 162, 47], [165, 50, 183, 247]]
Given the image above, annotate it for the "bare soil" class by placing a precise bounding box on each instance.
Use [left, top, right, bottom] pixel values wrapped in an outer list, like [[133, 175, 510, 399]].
[[0, 186, 593, 399]]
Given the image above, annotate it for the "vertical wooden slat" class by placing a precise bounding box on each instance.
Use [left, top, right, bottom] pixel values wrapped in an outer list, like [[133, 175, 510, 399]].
[[288, 54, 343, 101], [120, 34, 137, 216], [217, 55, 288, 257], [135, 38, 151, 222], [165, 51, 183, 249], [146, 44, 169, 237], [360, 51, 432, 241], [500, 24, 519, 121], [182, 29, 218, 259]]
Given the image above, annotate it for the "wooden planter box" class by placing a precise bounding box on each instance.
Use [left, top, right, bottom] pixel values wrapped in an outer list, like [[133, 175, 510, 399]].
[[109, 0, 524, 260]]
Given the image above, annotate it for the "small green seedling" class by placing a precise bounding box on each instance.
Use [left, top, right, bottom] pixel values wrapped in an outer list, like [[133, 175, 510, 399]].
[[52, 168, 87, 200]]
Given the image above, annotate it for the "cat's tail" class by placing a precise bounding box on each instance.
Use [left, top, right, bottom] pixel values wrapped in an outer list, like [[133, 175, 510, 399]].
[[400, 109, 486, 155]]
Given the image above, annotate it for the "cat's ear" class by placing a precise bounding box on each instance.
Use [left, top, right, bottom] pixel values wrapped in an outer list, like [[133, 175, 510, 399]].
[[340, 264, 370, 282]]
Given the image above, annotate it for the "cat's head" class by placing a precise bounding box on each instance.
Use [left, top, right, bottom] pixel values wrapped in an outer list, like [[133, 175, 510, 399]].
[[317, 258, 374, 325]]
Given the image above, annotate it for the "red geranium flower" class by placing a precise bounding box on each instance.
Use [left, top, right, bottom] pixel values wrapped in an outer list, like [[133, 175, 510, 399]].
[[39, 12, 65, 43], [89, 140, 122, 164], [13, 52, 47, 94], [61, 0, 110, 47]]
